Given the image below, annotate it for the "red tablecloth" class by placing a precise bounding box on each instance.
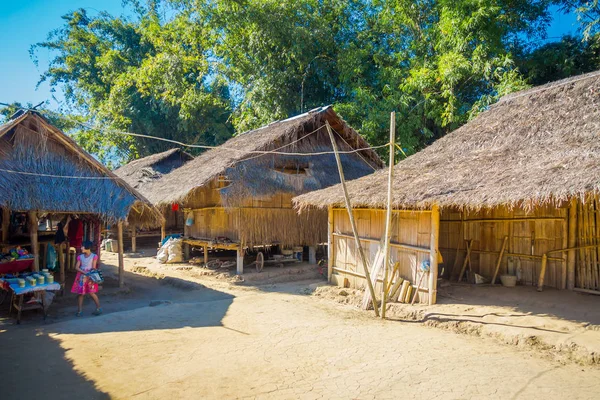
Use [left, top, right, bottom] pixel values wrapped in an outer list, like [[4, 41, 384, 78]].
[[0, 259, 34, 274]]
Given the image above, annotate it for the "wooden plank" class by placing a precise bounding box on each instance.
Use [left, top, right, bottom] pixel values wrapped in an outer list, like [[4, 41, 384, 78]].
[[382, 112, 395, 318], [332, 233, 430, 253], [131, 224, 137, 253], [491, 236, 509, 285], [328, 206, 334, 282], [457, 240, 473, 282]]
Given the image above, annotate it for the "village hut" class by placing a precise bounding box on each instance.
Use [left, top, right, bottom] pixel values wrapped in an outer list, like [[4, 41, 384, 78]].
[[152, 106, 383, 273], [114, 148, 193, 250], [294, 71, 600, 304], [0, 110, 163, 286]]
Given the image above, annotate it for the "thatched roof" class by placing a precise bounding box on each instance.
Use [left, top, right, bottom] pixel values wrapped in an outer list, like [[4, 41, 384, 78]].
[[0, 111, 163, 227], [151, 106, 383, 206], [294, 71, 600, 211], [114, 148, 193, 204]]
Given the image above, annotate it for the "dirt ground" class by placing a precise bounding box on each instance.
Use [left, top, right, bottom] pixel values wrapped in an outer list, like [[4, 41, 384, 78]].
[[2, 249, 600, 399]]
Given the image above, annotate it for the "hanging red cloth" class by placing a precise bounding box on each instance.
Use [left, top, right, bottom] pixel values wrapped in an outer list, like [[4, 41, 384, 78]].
[[172, 203, 180, 211], [68, 218, 84, 249]]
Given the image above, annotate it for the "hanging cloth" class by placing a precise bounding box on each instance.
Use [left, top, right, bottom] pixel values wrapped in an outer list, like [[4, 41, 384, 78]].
[[68, 218, 84, 248]]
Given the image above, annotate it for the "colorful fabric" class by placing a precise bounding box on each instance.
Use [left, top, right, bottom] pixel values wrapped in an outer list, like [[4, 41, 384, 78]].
[[68, 218, 84, 248], [70, 253, 99, 295]]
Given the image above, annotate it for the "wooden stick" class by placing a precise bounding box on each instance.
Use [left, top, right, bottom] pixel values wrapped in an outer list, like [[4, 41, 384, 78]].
[[561, 205, 568, 289], [327, 206, 334, 282], [491, 236, 509, 285], [578, 202, 584, 288], [117, 221, 124, 288], [386, 262, 401, 299], [567, 199, 577, 290], [1, 207, 9, 243], [381, 112, 396, 319], [429, 205, 440, 305], [399, 280, 410, 303], [161, 220, 166, 242], [131, 224, 137, 253], [537, 254, 548, 292], [326, 121, 379, 316], [28, 211, 39, 272], [58, 243, 65, 285], [457, 240, 473, 282], [411, 270, 427, 305]]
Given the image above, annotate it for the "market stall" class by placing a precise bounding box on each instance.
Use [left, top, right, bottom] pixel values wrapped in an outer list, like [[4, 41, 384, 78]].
[[0, 271, 60, 324]]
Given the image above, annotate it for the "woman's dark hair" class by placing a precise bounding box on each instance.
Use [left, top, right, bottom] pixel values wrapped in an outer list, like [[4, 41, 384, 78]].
[[82, 241, 93, 250]]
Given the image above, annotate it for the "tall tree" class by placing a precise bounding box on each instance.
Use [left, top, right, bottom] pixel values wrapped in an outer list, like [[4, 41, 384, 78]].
[[33, 2, 233, 164]]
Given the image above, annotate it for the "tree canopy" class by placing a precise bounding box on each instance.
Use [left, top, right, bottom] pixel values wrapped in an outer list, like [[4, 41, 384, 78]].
[[10, 0, 599, 165]]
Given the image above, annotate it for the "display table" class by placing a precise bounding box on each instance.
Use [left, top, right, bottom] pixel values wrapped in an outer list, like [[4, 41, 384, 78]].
[[0, 278, 60, 324]]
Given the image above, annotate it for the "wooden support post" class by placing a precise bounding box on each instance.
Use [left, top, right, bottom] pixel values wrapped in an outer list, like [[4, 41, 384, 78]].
[[58, 243, 65, 285], [327, 206, 334, 282], [236, 248, 244, 275], [457, 240, 473, 282], [28, 211, 39, 272], [308, 246, 317, 264], [491, 236, 509, 285], [117, 221, 124, 288], [161, 220, 166, 242], [184, 243, 190, 261], [381, 111, 395, 319], [2, 207, 9, 243], [131, 224, 137, 253], [567, 200, 576, 290], [429, 205, 440, 305], [326, 121, 379, 316], [203, 245, 208, 265], [537, 254, 548, 292]]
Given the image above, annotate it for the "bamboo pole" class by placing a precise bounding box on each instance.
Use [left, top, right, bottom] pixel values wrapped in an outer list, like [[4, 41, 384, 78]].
[[450, 212, 464, 280], [327, 206, 334, 282], [1, 207, 9, 243], [28, 211, 39, 272], [326, 121, 379, 316], [429, 205, 440, 305], [131, 224, 137, 253], [411, 270, 427, 305], [457, 240, 473, 282], [161, 220, 166, 242], [203, 245, 208, 265], [568, 199, 577, 290], [117, 221, 124, 288], [592, 199, 599, 290], [578, 202, 584, 288], [491, 236, 509, 285], [561, 206, 568, 289], [381, 112, 395, 319], [537, 254, 548, 292], [58, 243, 65, 286]]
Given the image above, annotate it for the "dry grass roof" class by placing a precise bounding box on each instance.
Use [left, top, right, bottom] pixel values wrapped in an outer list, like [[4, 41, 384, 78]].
[[151, 106, 383, 206], [114, 148, 193, 204], [0, 111, 163, 227], [294, 71, 600, 211]]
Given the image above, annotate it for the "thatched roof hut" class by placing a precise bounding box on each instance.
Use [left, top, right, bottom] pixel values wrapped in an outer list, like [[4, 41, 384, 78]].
[[149, 106, 382, 274], [114, 148, 193, 205], [294, 71, 600, 303], [294, 71, 600, 211], [0, 111, 162, 228], [152, 106, 383, 208]]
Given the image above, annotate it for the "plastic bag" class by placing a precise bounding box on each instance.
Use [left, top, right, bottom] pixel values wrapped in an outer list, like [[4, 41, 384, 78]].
[[166, 238, 183, 264], [46, 245, 57, 271], [156, 238, 171, 264]]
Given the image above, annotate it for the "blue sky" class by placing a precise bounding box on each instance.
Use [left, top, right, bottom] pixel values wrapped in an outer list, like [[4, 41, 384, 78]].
[[0, 2, 581, 110]]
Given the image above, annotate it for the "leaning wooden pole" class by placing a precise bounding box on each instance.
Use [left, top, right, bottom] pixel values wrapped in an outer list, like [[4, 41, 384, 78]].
[[381, 112, 396, 319], [117, 221, 125, 288], [326, 121, 379, 316], [428, 205, 440, 305]]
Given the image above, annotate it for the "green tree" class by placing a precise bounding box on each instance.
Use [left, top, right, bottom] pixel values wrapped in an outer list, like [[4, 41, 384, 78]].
[[33, 1, 233, 164]]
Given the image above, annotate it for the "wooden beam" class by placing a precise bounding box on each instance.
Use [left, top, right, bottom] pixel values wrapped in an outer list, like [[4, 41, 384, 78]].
[[161, 220, 166, 242], [308, 246, 317, 265], [117, 221, 124, 288], [441, 217, 566, 223], [566, 202, 575, 290], [236, 248, 244, 275], [131, 224, 137, 253], [332, 232, 430, 253], [537, 254, 549, 292], [2, 207, 9, 243], [203, 245, 208, 265], [326, 121, 379, 316], [491, 236, 509, 285], [328, 207, 334, 282], [28, 211, 39, 271], [381, 111, 395, 319], [58, 243, 65, 285], [429, 205, 440, 305]]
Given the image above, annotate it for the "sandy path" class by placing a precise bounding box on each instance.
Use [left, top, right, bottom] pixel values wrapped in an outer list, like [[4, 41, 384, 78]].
[[3, 278, 600, 400]]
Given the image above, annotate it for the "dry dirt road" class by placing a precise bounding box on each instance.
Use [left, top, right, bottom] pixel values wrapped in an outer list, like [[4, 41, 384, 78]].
[[2, 270, 600, 399]]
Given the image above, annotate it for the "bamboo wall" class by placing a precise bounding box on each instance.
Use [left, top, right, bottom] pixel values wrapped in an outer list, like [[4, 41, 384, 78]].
[[574, 198, 600, 291], [184, 178, 327, 247], [440, 204, 567, 289], [330, 208, 433, 303]]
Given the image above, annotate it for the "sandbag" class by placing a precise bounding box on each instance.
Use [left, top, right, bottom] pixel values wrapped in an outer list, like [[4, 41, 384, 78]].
[[166, 238, 183, 264]]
